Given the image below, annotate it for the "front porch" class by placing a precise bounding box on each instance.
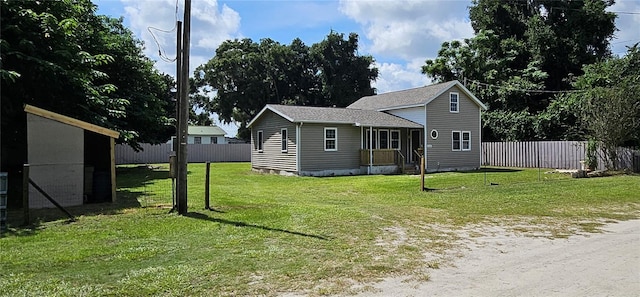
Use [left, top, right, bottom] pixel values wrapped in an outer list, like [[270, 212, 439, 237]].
[[359, 149, 418, 174]]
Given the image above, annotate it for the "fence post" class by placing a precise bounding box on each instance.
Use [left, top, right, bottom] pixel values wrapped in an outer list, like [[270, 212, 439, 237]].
[[22, 164, 30, 226], [205, 162, 210, 210]]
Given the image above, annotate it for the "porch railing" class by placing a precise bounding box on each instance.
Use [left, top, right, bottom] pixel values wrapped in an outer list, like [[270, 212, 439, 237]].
[[359, 149, 398, 166]]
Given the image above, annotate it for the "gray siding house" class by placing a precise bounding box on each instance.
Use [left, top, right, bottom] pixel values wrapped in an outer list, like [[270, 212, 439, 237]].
[[247, 80, 487, 176]]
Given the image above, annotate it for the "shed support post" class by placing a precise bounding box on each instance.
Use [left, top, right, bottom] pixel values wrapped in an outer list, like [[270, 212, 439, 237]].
[[22, 164, 30, 226]]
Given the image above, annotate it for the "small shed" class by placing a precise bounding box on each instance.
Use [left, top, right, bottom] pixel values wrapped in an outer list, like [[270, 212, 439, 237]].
[[24, 105, 120, 209]]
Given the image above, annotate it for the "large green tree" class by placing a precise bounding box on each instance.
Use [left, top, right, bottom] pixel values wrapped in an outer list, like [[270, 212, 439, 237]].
[[1, 0, 174, 200], [422, 0, 616, 141], [194, 32, 378, 139]]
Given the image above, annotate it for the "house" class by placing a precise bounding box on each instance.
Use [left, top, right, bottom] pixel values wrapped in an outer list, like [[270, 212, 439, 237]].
[[247, 80, 487, 176], [170, 125, 228, 146], [24, 105, 120, 208]]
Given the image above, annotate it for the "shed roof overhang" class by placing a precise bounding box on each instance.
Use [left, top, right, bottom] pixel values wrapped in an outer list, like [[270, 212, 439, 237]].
[[24, 104, 120, 139]]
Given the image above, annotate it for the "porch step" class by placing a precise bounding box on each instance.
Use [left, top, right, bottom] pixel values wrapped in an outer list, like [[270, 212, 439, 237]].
[[402, 164, 419, 175]]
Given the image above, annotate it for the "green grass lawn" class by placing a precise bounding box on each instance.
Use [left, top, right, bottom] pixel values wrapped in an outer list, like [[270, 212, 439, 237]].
[[1, 163, 639, 296]]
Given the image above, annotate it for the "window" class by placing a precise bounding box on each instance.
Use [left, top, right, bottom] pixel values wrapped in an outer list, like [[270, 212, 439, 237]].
[[257, 130, 264, 152], [194, 136, 202, 144], [462, 131, 471, 151], [452, 131, 471, 151], [452, 131, 461, 151], [379, 130, 389, 149], [281, 128, 288, 152], [430, 129, 438, 140], [324, 127, 337, 151], [364, 129, 377, 149], [450, 92, 459, 113], [210, 137, 218, 144], [390, 130, 400, 149]]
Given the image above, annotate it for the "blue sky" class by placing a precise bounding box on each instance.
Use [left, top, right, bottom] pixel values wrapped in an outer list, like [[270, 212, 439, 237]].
[[94, 0, 640, 137]]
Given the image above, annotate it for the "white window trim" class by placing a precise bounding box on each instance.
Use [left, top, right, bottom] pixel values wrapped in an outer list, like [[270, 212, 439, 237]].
[[450, 92, 459, 113], [452, 130, 461, 151], [390, 130, 401, 150], [430, 129, 439, 140], [462, 131, 471, 151], [257, 130, 264, 152], [324, 127, 338, 151], [281, 128, 288, 152]]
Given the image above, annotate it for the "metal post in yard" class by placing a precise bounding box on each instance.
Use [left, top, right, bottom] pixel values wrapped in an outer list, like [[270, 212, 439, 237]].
[[22, 164, 30, 225], [205, 162, 210, 210]]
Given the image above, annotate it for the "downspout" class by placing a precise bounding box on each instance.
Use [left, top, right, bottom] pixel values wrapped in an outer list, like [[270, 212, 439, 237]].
[[424, 104, 428, 172], [296, 122, 302, 174], [369, 126, 373, 175]]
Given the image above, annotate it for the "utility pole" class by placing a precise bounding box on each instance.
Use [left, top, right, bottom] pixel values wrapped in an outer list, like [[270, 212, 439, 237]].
[[176, 0, 191, 215]]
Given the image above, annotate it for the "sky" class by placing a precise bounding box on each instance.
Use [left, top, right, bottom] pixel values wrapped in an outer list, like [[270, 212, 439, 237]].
[[93, 0, 640, 137]]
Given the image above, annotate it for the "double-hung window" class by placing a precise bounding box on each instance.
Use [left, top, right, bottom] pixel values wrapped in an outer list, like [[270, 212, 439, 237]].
[[450, 92, 459, 113], [281, 128, 288, 152], [257, 130, 264, 152], [211, 137, 218, 144], [452, 131, 461, 151], [462, 131, 471, 151], [378, 130, 389, 149], [194, 136, 202, 144], [324, 127, 337, 151], [390, 130, 400, 149]]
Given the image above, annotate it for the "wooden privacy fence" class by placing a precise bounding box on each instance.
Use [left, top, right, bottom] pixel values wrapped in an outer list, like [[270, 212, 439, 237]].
[[115, 143, 251, 164], [482, 141, 639, 170]]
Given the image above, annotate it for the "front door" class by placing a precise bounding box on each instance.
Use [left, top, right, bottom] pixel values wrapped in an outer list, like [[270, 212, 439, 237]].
[[409, 129, 422, 163]]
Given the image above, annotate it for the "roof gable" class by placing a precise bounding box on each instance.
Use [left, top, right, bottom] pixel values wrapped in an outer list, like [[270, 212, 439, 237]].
[[188, 125, 227, 136], [24, 105, 120, 138], [347, 80, 487, 111], [247, 105, 422, 128]]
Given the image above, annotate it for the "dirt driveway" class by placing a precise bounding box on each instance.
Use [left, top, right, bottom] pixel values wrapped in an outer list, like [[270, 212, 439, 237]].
[[359, 219, 640, 297]]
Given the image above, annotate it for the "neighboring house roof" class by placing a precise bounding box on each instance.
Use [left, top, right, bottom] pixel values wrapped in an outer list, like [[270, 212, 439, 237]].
[[347, 80, 488, 111], [188, 125, 227, 136], [24, 104, 120, 138], [247, 104, 422, 128]]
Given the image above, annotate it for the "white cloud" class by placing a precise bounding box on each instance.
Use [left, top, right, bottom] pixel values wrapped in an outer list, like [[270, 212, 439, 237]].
[[373, 58, 433, 94], [339, 0, 474, 60], [121, 0, 241, 76]]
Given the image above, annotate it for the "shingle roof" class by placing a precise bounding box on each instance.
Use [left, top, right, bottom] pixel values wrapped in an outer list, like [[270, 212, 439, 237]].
[[248, 104, 422, 128], [347, 80, 487, 111], [188, 125, 227, 136]]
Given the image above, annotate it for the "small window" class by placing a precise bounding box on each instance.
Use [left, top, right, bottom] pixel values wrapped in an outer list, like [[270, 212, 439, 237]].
[[379, 130, 389, 149], [324, 127, 337, 151], [257, 130, 264, 152], [211, 137, 218, 144], [462, 131, 471, 151], [390, 130, 400, 149], [430, 129, 438, 140], [194, 136, 202, 144], [452, 131, 461, 151], [281, 128, 288, 152], [450, 92, 459, 113]]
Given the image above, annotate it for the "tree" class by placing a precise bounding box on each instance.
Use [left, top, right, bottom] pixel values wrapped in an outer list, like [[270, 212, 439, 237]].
[[422, 0, 616, 141], [571, 45, 640, 169], [194, 32, 378, 139], [1, 0, 174, 201]]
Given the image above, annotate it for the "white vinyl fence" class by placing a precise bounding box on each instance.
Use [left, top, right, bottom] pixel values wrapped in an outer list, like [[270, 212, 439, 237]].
[[482, 141, 639, 171], [115, 143, 251, 164]]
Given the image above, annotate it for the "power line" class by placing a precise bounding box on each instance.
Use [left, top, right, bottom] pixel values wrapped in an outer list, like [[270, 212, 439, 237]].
[[466, 79, 586, 94], [147, 0, 179, 63]]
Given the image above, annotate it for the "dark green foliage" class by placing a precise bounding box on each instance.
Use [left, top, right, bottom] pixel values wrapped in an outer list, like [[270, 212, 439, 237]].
[[194, 32, 378, 139], [1, 0, 174, 202], [422, 0, 616, 141]]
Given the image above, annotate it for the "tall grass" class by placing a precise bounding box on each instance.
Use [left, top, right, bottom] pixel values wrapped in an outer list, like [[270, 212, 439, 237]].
[[1, 163, 638, 296]]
